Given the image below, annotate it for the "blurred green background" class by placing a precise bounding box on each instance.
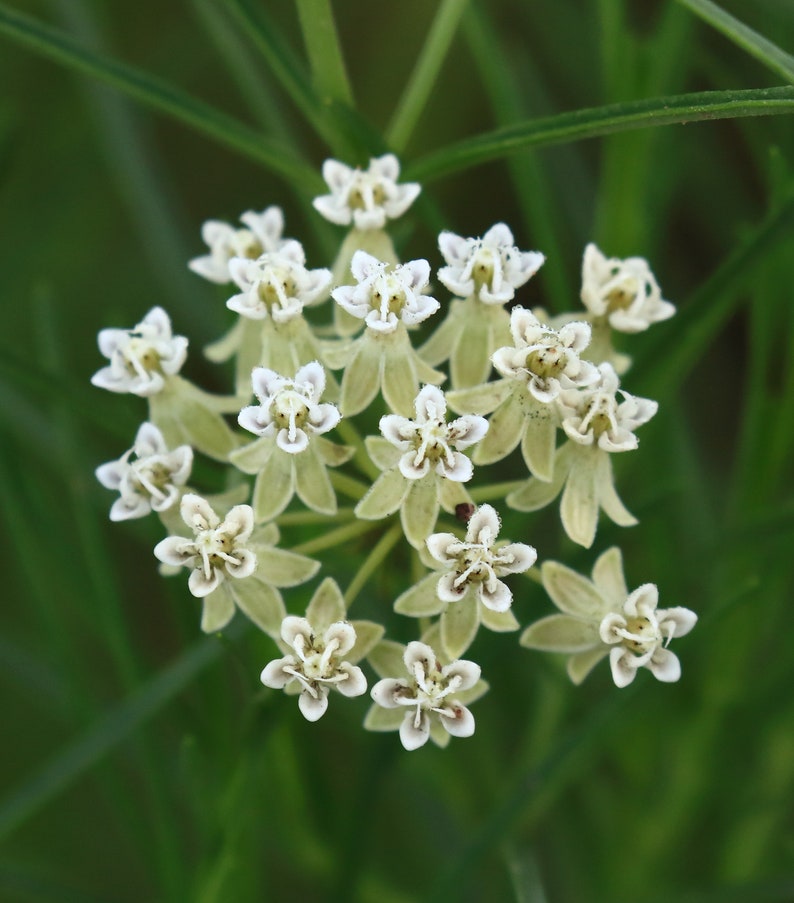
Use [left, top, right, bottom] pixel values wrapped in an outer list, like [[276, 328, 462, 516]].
[[2, 0, 794, 900]]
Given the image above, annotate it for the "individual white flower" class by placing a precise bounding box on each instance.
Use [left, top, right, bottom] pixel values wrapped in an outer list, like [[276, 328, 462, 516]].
[[332, 251, 439, 335], [438, 223, 545, 304], [580, 243, 675, 333], [557, 362, 658, 452], [189, 206, 287, 284], [91, 307, 188, 397], [356, 386, 487, 549], [237, 361, 341, 455], [507, 365, 657, 547], [370, 642, 483, 750], [226, 241, 331, 322], [426, 504, 537, 612], [492, 307, 598, 404], [521, 548, 697, 687], [96, 422, 192, 521], [262, 618, 366, 721], [394, 504, 536, 658], [232, 362, 349, 521], [380, 385, 488, 482], [154, 494, 256, 598], [313, 154, 420, 230]]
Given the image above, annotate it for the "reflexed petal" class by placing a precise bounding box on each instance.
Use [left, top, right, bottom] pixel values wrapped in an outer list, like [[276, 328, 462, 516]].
[[591, 547, 628, 609], [394, 573, 447, 617], [229, 436, 273, 475], [364, 704, 406, 731], [596, 453, 637, 527], [382, 349, 419, 418], [367, 640, 408, 679], [339, 336, 381, 416], [200, 585, 235, 632], [401, 475, 440, 548], [648, 648, 681, 682], [252, 450, 295, 522], [439, 704, 475, 738], [366, 435, 402, 471], [399, 710, 430, 750], [560, 445, 600, 548], [520, 614, 601, 652], [609, 648, 638, 688], [305, 577, 346, 632], [480, 606, 520, 633], [299, 687, 329, 721], [541, 560, 610, 618], [294, 444, 337, 515], [355, 468, 410, 520], [347, 620, 385, 663], [472, 392, 523, 465], [446, 378, 512, 416], [255, 544, 320, 588], [232, 577, 286, 637], [520, 398, 557, 481], [567, 648, 609, 685], [440, 593, 480, 659]]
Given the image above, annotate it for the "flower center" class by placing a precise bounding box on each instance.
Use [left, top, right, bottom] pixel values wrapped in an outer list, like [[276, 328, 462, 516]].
[[622, 616, 659, 653], [256, 266, 298, 311], [271, 389, 310, 431], [348, 179, 387, 210], [372, 273, 407, 317], [471, 246, 496, 288], [122, 336, 162, 378], [581, 394, 618, 437], [526, 345, 567, 378]]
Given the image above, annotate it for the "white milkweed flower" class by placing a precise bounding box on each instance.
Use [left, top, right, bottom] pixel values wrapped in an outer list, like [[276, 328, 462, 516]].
[[356, 386, 488, 548], [426, 504, 537, 612], [226, 240, 332, 322], [331, 251, 439, 335], [507, 364, 657, 548], [313, 154, 420, 230], [91, 307, 188, 397], [491, 307, 598, 404], [154, 494, 256, 598], [189, 206, 287, 284], [438, 223, 545, 304], [262, 618, 367, 721], [580, 243, 675, 333], [380, 384, 488, 482], [232, 362, 349, 522], [557, 362, 658, 452], [96, 422, 192, 521], [237, 361, 341, 455], [394, 504, 536, 658], [521, 547, 697, 687], [260, 578, 382, 721], [369, 642, 482, 751]]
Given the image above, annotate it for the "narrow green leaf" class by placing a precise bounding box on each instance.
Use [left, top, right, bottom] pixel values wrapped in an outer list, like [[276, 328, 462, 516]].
[[386, 0, 468, 152], [296, 0, 354, 106], [408, 87, 794, 182], [0, 3, 319, 187], [676, 0, 794, 86]]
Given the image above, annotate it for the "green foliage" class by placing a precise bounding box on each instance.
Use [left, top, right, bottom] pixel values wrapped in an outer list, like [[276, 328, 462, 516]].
[[1, 0, 793, 901]]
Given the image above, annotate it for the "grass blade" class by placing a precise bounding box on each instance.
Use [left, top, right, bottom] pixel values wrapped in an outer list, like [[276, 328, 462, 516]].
[[296, 0, 355, 106], [408, 86, 794, 182], [0, 625, 242, 840], [0, 2, 320, 187], [386, 0, 469, 152], [675, 0, 794, 86]]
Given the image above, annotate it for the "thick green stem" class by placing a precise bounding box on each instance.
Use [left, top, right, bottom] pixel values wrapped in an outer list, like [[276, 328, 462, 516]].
[[344, 524, 402, 606]]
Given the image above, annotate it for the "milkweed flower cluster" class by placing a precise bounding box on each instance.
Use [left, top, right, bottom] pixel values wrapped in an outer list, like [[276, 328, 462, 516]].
[[93, 153, 695, 751]]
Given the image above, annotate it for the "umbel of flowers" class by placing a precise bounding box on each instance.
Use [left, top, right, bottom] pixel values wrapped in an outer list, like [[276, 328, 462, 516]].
[[92, 152, 695, 751]]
